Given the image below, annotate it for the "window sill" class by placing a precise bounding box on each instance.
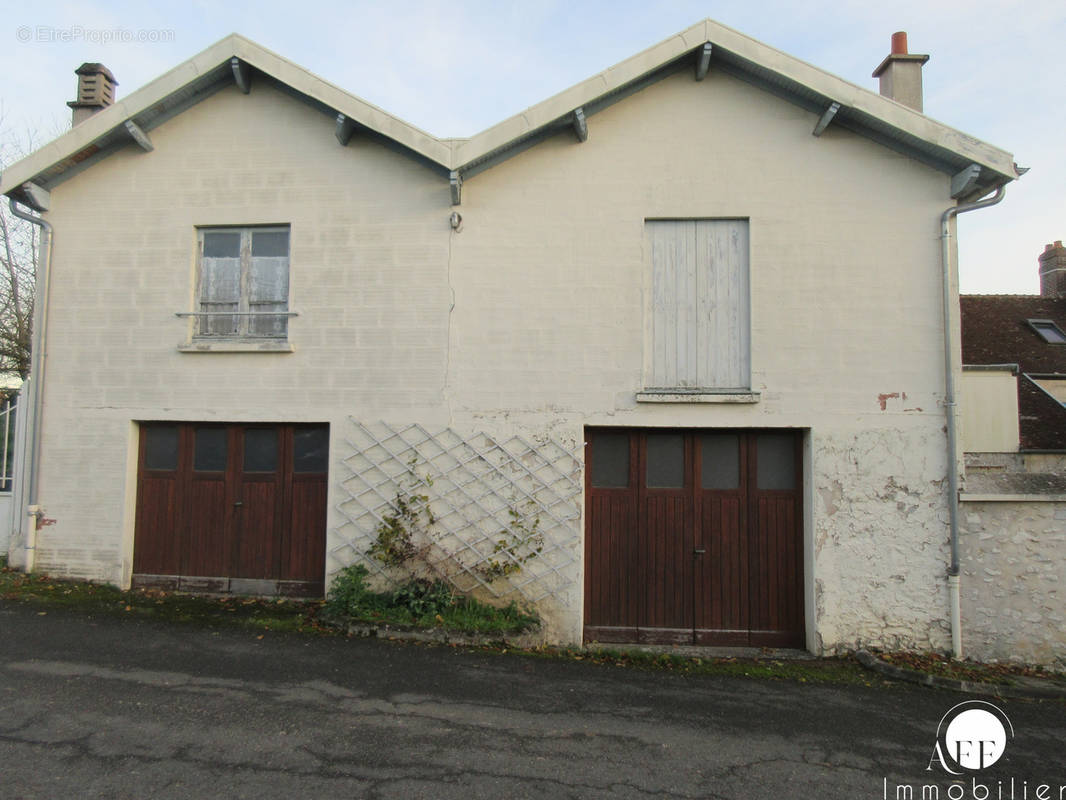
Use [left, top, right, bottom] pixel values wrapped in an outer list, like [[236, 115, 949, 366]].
[[178, 340, 294, 353], [636, 389, 760, 404]]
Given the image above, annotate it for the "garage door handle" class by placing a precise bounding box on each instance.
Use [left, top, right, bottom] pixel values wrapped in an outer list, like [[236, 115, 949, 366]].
[[233, 501, 243, 507], [693, 548, 706, 555]]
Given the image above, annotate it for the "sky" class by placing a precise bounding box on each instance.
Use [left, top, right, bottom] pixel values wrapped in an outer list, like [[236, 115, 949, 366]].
[[1, 0, 1063, 294]]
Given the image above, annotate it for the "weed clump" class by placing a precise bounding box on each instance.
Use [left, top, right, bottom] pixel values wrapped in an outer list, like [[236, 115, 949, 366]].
[[325, 564, 539, 634]]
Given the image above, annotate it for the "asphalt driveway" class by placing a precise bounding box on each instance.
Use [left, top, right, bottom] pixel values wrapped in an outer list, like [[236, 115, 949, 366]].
[[0, 602, 1063, 799]]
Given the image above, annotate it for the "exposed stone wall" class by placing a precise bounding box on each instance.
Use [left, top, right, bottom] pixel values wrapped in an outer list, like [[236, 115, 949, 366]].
[[812, 425, 953, 655], [959, 499, 1066, 668]]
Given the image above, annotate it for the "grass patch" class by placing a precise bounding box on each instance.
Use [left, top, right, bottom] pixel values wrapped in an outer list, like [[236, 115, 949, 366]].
[[521, 645, 880, 686], [0, 565, 331, 636], [325, 564, 539, 635], [5, 562, 1057, 691], [872, 650, 1065, 687]]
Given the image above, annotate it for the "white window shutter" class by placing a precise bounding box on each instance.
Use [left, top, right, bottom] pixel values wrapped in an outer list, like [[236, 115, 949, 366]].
[[648, 219, 750, 390], [696, 220, 750, 389]]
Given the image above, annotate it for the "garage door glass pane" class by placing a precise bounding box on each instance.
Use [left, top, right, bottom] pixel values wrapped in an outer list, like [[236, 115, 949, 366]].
[[244, 428, 278, 472], [646, 434, 684, 488], [194, 428, 228, 472], [590, 432, 629, 488], [145, 426, 179, 471], [700, 433, 739, 489], [294, 426, 329, 473], [757, 433, 796, 490]]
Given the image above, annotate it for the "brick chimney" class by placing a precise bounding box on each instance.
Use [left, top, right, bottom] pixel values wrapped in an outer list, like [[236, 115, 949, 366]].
[[872, 32, 929, 112], [67, 63, 117, 126], [1039, 240, 1066, 298]]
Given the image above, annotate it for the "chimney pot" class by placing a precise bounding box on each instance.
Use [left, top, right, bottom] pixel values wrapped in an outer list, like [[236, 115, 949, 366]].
[[1038, 239, 1066, 298], [872, 33, 930, 112], [67, 62, 118, 126]]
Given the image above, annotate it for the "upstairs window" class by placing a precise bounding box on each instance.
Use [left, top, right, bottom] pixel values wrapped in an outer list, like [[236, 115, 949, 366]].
[[197, 226, 290, 339], [1027, 319, 1066, 345], [646, 219, 751, 391]]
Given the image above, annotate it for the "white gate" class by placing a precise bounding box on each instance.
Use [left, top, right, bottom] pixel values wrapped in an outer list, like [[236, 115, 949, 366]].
[[0, 393, 17, 556]]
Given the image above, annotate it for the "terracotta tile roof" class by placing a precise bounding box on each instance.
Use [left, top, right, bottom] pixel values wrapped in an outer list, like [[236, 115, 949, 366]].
[[1017, 375, 1066, 450], [961, 295, 1066, 450]]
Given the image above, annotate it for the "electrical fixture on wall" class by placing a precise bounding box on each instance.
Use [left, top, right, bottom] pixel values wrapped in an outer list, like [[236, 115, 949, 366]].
[[450, 211, 463, 232]]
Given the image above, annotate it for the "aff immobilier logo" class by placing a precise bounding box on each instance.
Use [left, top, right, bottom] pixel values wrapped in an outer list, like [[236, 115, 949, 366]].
[[929, 701, 1013, 775], [883, 701, 1065, 800]]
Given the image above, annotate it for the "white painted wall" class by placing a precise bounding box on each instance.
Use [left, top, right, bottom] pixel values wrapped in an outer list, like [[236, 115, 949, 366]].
[[30, 68, 963, 651], [961, 370, 1020, 453]]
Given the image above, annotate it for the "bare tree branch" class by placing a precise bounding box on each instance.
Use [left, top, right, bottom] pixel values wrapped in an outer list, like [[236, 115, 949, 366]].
[[0, 116, 43, 379]]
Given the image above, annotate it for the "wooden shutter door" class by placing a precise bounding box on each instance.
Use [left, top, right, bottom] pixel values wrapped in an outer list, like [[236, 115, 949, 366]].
[[285, 425, 329, 593], [585, 428, 804, 648], [584, 431, 641, 642], [182, 426, 236, 579], [133, 425, 183, 576], [638, 432, 695, 643], [694, 432, 750, 645], [748, 432, 804, 647]]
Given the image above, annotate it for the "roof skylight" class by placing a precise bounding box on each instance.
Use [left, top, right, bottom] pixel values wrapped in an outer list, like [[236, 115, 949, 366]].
[[1027, 319, 1066, 344]]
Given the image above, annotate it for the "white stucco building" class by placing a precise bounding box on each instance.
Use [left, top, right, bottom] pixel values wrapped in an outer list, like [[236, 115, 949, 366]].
[[0, 20, 1025, 655]]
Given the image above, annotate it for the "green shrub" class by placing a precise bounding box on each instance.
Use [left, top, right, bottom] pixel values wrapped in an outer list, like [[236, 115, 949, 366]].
[[325, 564, 538, 634], [391, 578, 454, 618], [325, 564, 383, 617]]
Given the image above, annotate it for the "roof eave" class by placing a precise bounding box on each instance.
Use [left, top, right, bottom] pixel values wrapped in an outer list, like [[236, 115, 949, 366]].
[[0, 33, 454, 198], [1, 20, 1020, 200], [451, 18, 1017, 187]]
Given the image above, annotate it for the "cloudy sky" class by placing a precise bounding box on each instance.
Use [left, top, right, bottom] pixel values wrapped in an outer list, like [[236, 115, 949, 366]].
[[1, 0, 1062, 293]]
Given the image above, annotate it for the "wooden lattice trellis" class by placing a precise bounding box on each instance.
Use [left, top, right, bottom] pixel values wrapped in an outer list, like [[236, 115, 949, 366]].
[[332, 421, 583, 603]]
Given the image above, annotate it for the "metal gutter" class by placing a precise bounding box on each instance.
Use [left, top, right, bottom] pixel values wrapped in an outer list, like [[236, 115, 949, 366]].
[[8, 198, 53, 572], [1, 24, 1019, 200], [939, 185, 1006, 660]]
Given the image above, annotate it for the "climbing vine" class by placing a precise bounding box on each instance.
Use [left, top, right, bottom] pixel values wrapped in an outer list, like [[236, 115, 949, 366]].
[[368, 460, 435, 568], [475, 502, 544, 582], [366, 459, 543, 588]]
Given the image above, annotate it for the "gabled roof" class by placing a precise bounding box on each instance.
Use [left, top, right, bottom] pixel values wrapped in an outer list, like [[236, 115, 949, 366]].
[[961, 294, 1066, 450], [1, 20, 1021, 210]]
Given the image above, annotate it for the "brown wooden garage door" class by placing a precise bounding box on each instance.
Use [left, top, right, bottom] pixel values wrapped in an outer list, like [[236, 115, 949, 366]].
[[132, 422, 328, 596], [584, 429, 804, 647]]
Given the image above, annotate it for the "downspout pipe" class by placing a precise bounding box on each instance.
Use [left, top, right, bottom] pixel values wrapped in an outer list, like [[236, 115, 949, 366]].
[[8, 197, 53, 572], [939, 184, 1006, 659]]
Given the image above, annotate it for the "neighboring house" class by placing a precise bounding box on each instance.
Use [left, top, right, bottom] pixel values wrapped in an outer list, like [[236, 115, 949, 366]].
[[0, 20, 1027, 657], [961, 242, 1066, 452], [957, 243, 1066, 666]]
